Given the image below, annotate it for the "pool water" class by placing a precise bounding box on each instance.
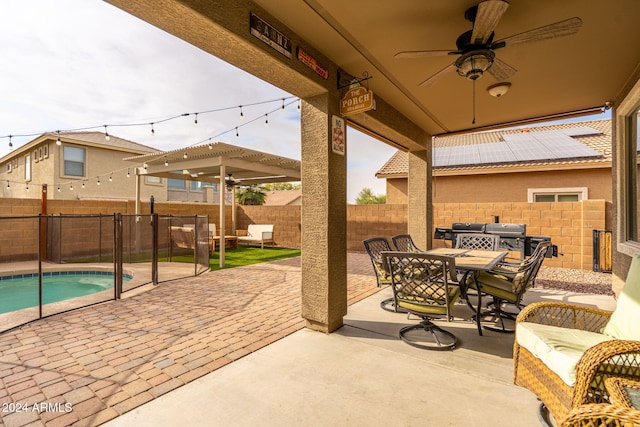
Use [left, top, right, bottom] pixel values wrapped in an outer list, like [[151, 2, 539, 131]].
[[0, 272, 131, 314]]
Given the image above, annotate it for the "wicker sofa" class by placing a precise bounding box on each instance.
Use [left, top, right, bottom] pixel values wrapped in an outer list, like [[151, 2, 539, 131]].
[[513, 255, 640, 425]]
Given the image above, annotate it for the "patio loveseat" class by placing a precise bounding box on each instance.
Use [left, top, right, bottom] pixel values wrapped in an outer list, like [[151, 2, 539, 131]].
[[236, 224, 274, 249], [513, 255, 640, 425]]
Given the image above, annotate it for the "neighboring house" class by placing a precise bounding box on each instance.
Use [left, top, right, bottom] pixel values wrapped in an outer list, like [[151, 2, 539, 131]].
[[0, 131, 163, 201], [376, 119, 613, 205], [263, 189, 302, 206]]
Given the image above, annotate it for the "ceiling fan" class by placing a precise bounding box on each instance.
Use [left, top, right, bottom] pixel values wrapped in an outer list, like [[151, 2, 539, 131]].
[[394, 0, 583, 87], [225, 173, 238, 190]]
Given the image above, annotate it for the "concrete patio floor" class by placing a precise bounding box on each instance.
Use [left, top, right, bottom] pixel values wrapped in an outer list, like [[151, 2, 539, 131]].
[[0, 253, 616, 427]]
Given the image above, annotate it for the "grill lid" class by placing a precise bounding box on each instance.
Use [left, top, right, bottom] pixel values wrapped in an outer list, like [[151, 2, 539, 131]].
[[485, 223, 526, 237]]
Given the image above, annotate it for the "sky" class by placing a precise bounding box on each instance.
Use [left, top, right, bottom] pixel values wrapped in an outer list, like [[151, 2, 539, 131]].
[[0, 0, 397, 203]]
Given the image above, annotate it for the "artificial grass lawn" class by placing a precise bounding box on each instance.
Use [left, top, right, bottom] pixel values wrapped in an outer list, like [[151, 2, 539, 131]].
[[208, 246, 301, 270]]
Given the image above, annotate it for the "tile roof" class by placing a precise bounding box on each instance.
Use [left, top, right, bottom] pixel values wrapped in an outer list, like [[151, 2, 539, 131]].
[[263, 189, 302, 206], [376, 119, 612, 178]]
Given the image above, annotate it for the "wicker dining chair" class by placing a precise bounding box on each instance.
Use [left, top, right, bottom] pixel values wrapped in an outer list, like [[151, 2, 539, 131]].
[[391, 234, 423, 253], [382, 251, 460, 350], [362, 237, 400, 313], [454, 233, 500, 251]]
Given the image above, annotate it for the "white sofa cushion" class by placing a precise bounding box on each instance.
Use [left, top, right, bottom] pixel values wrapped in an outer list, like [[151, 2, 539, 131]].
[[602, 255, 640, 341], [517, 322, 614, 386]]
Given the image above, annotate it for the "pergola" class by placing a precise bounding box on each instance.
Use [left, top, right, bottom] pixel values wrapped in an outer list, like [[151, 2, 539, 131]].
[[124, 141, 301, 267]]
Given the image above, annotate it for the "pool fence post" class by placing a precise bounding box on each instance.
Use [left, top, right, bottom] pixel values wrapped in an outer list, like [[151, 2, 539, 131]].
[[152, 213, 158, 285]]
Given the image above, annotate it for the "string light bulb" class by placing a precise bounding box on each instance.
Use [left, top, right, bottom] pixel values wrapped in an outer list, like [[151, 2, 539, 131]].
[[281, 98, 285, 110], [264, 114, 269, 126], [70, 182, 73, 190], [235, 127, 239, 138], [104, 125, 110, 141], [298, 99, 301, 110], [183, 152, 188, 159], [164, 158, 169, 167], [57, 185, 61, 192], [109, 174, 113, 182], [194, 113, 198, 126], [208, 142, 213, 150], [6, 180, 9, 189], [97, 176, 101, 186], [143, 163, 148, 170], [150, 123, 155, 136], [126, 168, 131, 178], [8, 135, 12, 149], [82, 181, 85, 189], [56, 131, 62, 146], [25, 183, 29, 192], [239, 105, 244, 119]]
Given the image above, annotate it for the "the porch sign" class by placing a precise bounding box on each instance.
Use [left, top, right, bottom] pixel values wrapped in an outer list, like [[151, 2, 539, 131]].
[[332, 115, 345, 156], [339, 85, 374, 117]]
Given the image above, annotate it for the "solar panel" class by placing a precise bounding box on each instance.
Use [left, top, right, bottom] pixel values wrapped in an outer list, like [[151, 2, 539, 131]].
[[434, 128, 603, 168], [477, 142, 515, 164], [562, 126, 601, 137]]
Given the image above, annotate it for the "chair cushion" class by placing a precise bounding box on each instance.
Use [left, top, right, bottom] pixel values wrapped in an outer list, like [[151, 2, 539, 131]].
[[517, 322, 614, 386], [397, 286, 460, 316], [602, 255, 640, 340], [469, 270, 517, 302]]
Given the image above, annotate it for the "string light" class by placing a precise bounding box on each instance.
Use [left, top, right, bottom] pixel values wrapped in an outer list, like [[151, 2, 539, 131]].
[[164, 158, 169, 166], [56, 131, 62, 146], [194, 113, 198, 126], [235, 127, 239, 138], [126, 168, 130, 178], [8, 135, 12, 149], [208, 142, 213, 150], [25, 183, 29, 192], [143, 163, 148, 170], [183, 151, 188, 159], [57, 185, 61, 192], [70, 182, 73, 190], [298, 99, 301, 110], [104, 125, 110, 141], [264, 114, 269, 126], [281, 98, 285, 110], [150, 123, 155, 136], [109, 174, 113, 182], [6, 181, 9, 189], [239, 105, 244, 119], [82, 181, 85, 189], [97, 176, 101, 186]]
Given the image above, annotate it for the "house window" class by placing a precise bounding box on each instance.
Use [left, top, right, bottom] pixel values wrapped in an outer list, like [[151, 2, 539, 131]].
[[528, 188, 587, 203], [167, 178, 185, 189], [615, 78, 640, 255], [63, 146, 85, 177], [25, 154, 31, 181], [145, 176, 162, 185], [190, 181, 203, 190]]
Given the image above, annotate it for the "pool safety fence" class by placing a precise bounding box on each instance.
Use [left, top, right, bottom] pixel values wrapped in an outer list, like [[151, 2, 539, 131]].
[[0, 213, 209, 333]]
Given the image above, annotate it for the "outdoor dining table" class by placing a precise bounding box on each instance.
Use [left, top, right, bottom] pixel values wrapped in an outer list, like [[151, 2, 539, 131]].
[[423, 247, 509, 300]]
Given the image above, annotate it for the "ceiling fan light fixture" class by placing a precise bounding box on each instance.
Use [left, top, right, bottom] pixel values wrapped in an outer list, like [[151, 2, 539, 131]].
[[455, 50, 495, 80], [487, 82, 511, 97]]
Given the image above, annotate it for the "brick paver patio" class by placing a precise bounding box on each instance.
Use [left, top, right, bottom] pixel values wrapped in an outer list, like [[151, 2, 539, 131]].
[[0, 253, 380, 427]]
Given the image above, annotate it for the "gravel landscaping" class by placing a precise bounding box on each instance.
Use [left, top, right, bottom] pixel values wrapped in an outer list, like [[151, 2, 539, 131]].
[[536, 266, 613, 296]]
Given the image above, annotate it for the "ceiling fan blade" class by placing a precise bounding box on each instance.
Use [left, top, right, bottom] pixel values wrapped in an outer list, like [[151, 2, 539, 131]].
[[418, 63, 457, 87], [493, 17, 583, 48], [487, 57, 517, 81], [394, 50, 457, 59], [471, 0, 510, 45]]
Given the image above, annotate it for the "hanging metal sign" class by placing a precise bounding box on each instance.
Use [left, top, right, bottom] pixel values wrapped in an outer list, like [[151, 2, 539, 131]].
[[250, 12, 292, 58], [339, 85, 374, 116], [331, 115, 345, 155]]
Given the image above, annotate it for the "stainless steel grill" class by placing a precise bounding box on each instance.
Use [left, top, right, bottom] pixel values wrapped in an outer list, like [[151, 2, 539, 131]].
[[435, 222, 557, 260]]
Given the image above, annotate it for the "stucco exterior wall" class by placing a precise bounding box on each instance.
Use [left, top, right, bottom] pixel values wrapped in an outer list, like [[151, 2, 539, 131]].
[[386, 168, 612, 204]]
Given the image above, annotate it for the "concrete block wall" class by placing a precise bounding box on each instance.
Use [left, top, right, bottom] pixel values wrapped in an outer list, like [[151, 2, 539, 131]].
[[0, 198, 610, 269]]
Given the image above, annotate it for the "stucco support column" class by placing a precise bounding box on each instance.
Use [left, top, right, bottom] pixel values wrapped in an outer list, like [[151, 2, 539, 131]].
[[300, 93, 347, 333], [408, 148, 432, 250]]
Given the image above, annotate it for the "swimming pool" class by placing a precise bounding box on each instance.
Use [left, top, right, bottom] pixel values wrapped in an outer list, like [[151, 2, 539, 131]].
[[0, 271, 132, 314]]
